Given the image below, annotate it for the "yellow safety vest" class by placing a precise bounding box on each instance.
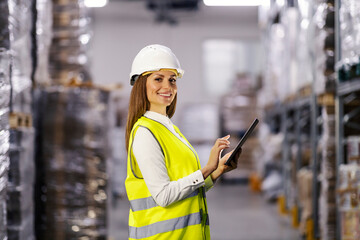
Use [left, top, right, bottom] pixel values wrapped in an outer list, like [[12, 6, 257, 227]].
[[125, 116, 210, 240]]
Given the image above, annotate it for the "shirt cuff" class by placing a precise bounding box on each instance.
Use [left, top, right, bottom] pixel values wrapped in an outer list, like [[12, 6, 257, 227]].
[[191, 170, 205, 187], [192, 170, 214, 192]]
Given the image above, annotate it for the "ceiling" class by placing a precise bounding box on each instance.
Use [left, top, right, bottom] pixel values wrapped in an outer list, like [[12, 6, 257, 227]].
[[96, 0, 259, 27]]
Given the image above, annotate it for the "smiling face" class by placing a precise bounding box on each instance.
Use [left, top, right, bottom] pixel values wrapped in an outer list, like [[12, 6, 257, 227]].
[[146, 70, 178, 115]]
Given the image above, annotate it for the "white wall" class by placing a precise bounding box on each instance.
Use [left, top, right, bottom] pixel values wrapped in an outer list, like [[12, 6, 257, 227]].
[[90, 1, 260, 124]]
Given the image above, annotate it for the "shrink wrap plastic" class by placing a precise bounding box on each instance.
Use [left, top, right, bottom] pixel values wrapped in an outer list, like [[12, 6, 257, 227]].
[[8, 0, 33, 113], [7, 128, 35, 240], [261, 23, 284, 105], [34, 0, 52, 86], [0, 47, 11, 240], [318, 106, 336, 240], [297, 0, 313, 91], [50, 0, 92, 84], [5, 1, 35, 239], [281, 7, 299, 98], [0, 1, 10, 50], [36, 87, 110, 240], [312, 2, 335, 94], [339, 0, 360, 66]]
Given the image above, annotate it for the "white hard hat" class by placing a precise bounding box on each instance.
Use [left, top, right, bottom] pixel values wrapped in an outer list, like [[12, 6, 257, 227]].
[[129, 44, 185, 85]]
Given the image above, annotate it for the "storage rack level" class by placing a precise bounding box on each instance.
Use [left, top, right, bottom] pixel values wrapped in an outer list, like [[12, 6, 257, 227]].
[[264, 95, 322, 240], [335, 80, 360, 239]]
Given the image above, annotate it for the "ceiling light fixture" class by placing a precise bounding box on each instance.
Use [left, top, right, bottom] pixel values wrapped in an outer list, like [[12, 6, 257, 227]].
[[84, 0, 108, 8], [203, 0, 269, 6]]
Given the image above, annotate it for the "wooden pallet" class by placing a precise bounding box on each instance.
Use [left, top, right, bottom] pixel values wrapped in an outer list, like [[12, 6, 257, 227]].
[[9, 112, 33, 129], [298, 85, 312, 98], [317, 93, 335, 106]]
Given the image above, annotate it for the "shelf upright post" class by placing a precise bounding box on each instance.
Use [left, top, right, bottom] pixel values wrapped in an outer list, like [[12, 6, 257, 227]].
[[294, 101, 302, 225], [310, 87, 320, 240], [334, 0, 342, 239]]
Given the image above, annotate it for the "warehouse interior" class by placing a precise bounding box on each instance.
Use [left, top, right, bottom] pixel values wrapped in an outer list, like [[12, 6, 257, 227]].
[[0, 0, 360, 239]]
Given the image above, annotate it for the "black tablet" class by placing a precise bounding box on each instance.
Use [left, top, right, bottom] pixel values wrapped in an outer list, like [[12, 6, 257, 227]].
[[224, 118, 259, 166]]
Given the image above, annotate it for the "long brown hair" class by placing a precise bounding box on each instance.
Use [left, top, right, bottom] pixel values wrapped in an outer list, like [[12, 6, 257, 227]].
[[125, 74, 177, 151]]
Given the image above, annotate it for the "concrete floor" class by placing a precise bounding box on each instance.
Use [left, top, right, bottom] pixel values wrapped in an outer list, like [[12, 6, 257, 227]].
[[108, 184, 300, 240]]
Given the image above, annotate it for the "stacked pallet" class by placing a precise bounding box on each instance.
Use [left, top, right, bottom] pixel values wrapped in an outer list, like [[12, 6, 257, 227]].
[[0, 45, 11, 240], [50, 0, 92, 84], [6, 0, 36, 239], [220, 74, 259, 180], [36, 86, 110, 240], [318, 106, 336, 240], [337, 164, 360, 240]]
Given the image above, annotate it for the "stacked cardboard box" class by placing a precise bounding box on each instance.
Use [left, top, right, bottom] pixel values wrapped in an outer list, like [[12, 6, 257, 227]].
[[36, 87, 110, 240], [337, 164, 360, 240], [220, 74, 259, 180], [50, 0, 92, 84]]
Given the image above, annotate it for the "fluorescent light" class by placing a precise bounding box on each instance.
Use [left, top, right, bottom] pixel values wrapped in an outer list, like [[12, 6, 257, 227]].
[[203, 0, 269, 6], [84, 0, 108, 8]]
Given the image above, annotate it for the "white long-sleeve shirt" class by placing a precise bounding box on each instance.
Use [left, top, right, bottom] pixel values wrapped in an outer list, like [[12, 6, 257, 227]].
[[132, 111, 213, 207]]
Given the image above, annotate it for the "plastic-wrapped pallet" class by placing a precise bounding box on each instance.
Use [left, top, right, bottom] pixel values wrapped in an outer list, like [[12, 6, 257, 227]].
[[297, 0, 313, 93], [5, 1, 36, 240], [260, 20, 285, 105], [220, 74, 259, 180], [338, 0, 360, 82], [312, 1, 336, 94], [35, 86, 110, 240], [281, 7, 299, 99], [34, 0, 53, 86], [8, 0, 33, 114], [318, 106, 336, 240], [7, 128, 35, 240], [0, 47, 11, 240], [337, 164, 360, 240], [49, 0, 92, 84]]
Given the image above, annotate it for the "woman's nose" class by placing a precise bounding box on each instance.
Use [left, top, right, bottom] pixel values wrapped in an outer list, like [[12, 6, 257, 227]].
[[161, 80, 172, 89]]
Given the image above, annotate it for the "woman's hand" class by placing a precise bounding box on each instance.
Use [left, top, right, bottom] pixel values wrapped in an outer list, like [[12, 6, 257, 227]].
[[211, 147, 242, 182], [201, 135, 230, 179]]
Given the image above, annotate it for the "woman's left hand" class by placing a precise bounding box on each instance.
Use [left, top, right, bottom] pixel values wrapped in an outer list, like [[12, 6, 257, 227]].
[[211, 148, 242, 181]]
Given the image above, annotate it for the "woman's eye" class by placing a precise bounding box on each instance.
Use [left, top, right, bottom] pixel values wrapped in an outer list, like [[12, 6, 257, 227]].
[[155, 78, 162, 81], [170, 78, 177, 83]]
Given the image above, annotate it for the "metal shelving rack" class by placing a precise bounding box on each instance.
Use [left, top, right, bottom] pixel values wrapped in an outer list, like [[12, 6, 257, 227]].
[[335, 0, 360, 239]]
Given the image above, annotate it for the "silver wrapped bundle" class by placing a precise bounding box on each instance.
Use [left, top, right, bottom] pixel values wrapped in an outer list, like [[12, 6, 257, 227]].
[[318, 106, 336, 240], [8, 0, 33, 113], [312, 1, 335, 94], [0, 49, 11, 130], [36, 86, 110, 240], [0, 1, 10, 50], [50, 0, 92, 84], [7, 128, 35, 240], [34, 0, 52, 86], [0, 46, 11, 240]]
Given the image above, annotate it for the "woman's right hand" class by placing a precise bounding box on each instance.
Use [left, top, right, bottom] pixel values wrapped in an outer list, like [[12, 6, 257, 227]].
[[201, 135, 230, 179]]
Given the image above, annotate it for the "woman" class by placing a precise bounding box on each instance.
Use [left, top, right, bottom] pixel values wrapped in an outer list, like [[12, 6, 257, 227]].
[[125, 44, 240, 240]]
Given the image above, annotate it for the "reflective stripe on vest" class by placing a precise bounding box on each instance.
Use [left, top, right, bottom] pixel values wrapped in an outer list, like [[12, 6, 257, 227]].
[[129, 212, 202, 239], [130, 189, 200, 212]]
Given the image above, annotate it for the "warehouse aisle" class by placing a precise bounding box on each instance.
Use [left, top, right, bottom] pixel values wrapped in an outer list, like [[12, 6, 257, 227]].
[[109, 184, 300, 240]]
